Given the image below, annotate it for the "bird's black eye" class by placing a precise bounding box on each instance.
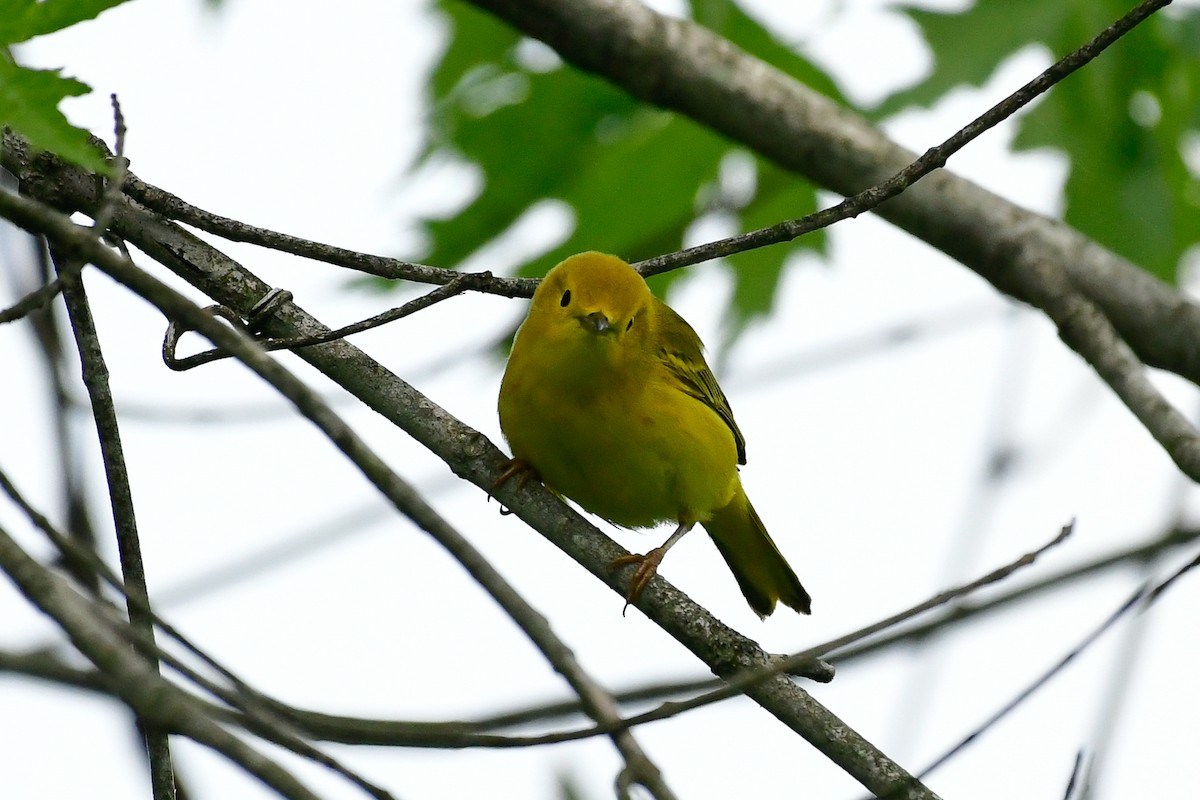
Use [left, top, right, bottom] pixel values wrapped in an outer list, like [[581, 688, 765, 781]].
[[626, 317, 634, 331], [560, 290, 571, 307]]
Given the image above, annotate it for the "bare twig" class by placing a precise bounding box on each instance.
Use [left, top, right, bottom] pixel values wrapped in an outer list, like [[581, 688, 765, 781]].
[[833, 526, 1200, 664], [267, 521, 1077, 752], [0, 276, 63, 323], [1, 238, 102, 594], [904, 589, 1144, 792], [358, 523, 1199, 739], [90, 94, 128, 237], [1064, 750, 1086, 800], [161, 273, 487, 371], [569, 521, 1075, 739], [54, 262, 178, 797], [120, 170, 538, 296], [0, 646, 117, 693]]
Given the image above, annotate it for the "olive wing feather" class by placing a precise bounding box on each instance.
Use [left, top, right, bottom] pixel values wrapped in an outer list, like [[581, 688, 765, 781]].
[[652, 298, 747, 465]]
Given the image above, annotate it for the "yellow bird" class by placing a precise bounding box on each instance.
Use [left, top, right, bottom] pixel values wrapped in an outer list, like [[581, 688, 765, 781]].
[[497, 251, 810, 617]]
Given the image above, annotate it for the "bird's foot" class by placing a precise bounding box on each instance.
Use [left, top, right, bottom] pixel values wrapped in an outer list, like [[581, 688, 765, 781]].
[[608, 547, 666, 616], [489, 459, 540, 509]]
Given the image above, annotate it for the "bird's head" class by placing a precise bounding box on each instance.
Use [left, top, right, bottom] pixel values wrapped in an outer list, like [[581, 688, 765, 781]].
[[529, 252, 652, 353]]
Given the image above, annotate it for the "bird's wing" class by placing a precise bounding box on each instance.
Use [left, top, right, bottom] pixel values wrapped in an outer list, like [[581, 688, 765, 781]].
[[653, 299, 747, 465]]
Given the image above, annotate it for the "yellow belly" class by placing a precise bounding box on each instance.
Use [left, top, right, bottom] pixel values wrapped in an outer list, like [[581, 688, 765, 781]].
[[500, 367, 739, 528]]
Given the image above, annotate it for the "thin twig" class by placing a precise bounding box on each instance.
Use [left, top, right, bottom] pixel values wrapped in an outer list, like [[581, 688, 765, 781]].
[[272, 521, 1077, 752], [833, 526, 1199, 664], [162, 273, 484, 371], [90, 94, 128, 237], [378, 524, 1199, 739], [51, 99, 176, 797], [13, 501, 1158, 769], [1145, 550, 1200, 602], [1064, 750, 1086, 800], [906, 589, 1145, 790], [54, 253, 177, 799], [0, 276, 64, 323], [120, 170, 539, 296]]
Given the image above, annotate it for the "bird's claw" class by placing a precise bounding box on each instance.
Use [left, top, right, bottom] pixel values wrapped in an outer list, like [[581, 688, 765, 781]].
[[608, 548, 665, 616], [490, 458, 540, 503]]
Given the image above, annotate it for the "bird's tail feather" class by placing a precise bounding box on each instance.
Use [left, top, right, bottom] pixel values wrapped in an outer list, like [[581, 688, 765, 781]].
[[704, 483, 811, 618]]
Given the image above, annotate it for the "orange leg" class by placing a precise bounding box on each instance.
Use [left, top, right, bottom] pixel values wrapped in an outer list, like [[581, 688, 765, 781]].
[[490, 458, 541, 501], [608, 521, 695, 614]]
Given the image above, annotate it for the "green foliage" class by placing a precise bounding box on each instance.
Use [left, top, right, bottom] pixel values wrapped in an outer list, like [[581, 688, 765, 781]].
[[0, 58, 104, 172], [0, 0, 129, 43], [414, 0, 841, 332], [0, 0, 131, 173], [881, 0, 1200, 284]]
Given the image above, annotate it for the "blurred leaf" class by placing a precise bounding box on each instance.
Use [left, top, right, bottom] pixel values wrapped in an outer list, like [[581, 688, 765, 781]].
[[883, 0, 1200, 284], [413, 0, 842, 333], [555, 772, 591, 800], [0, 0, 131, 45], [725, 159, 823, 336], [0, 58, 108, 173], [874, 0, 1068, 118]]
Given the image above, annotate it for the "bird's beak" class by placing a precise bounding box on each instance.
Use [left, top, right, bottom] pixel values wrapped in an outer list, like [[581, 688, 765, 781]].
[[579, 311, 613, 333]]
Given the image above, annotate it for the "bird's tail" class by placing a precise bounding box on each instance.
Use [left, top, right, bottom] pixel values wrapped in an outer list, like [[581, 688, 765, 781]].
[[703, 482, 811, 618]]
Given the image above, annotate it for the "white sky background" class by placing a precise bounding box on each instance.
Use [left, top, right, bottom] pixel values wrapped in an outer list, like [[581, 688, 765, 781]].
[[2, 0, 1199, 798]]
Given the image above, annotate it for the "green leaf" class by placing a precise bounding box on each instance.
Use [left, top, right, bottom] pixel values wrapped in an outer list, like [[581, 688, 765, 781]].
[[885, 0, 1200, 284], [0, 58, 108, 172], [0, 0, 132, 45]]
